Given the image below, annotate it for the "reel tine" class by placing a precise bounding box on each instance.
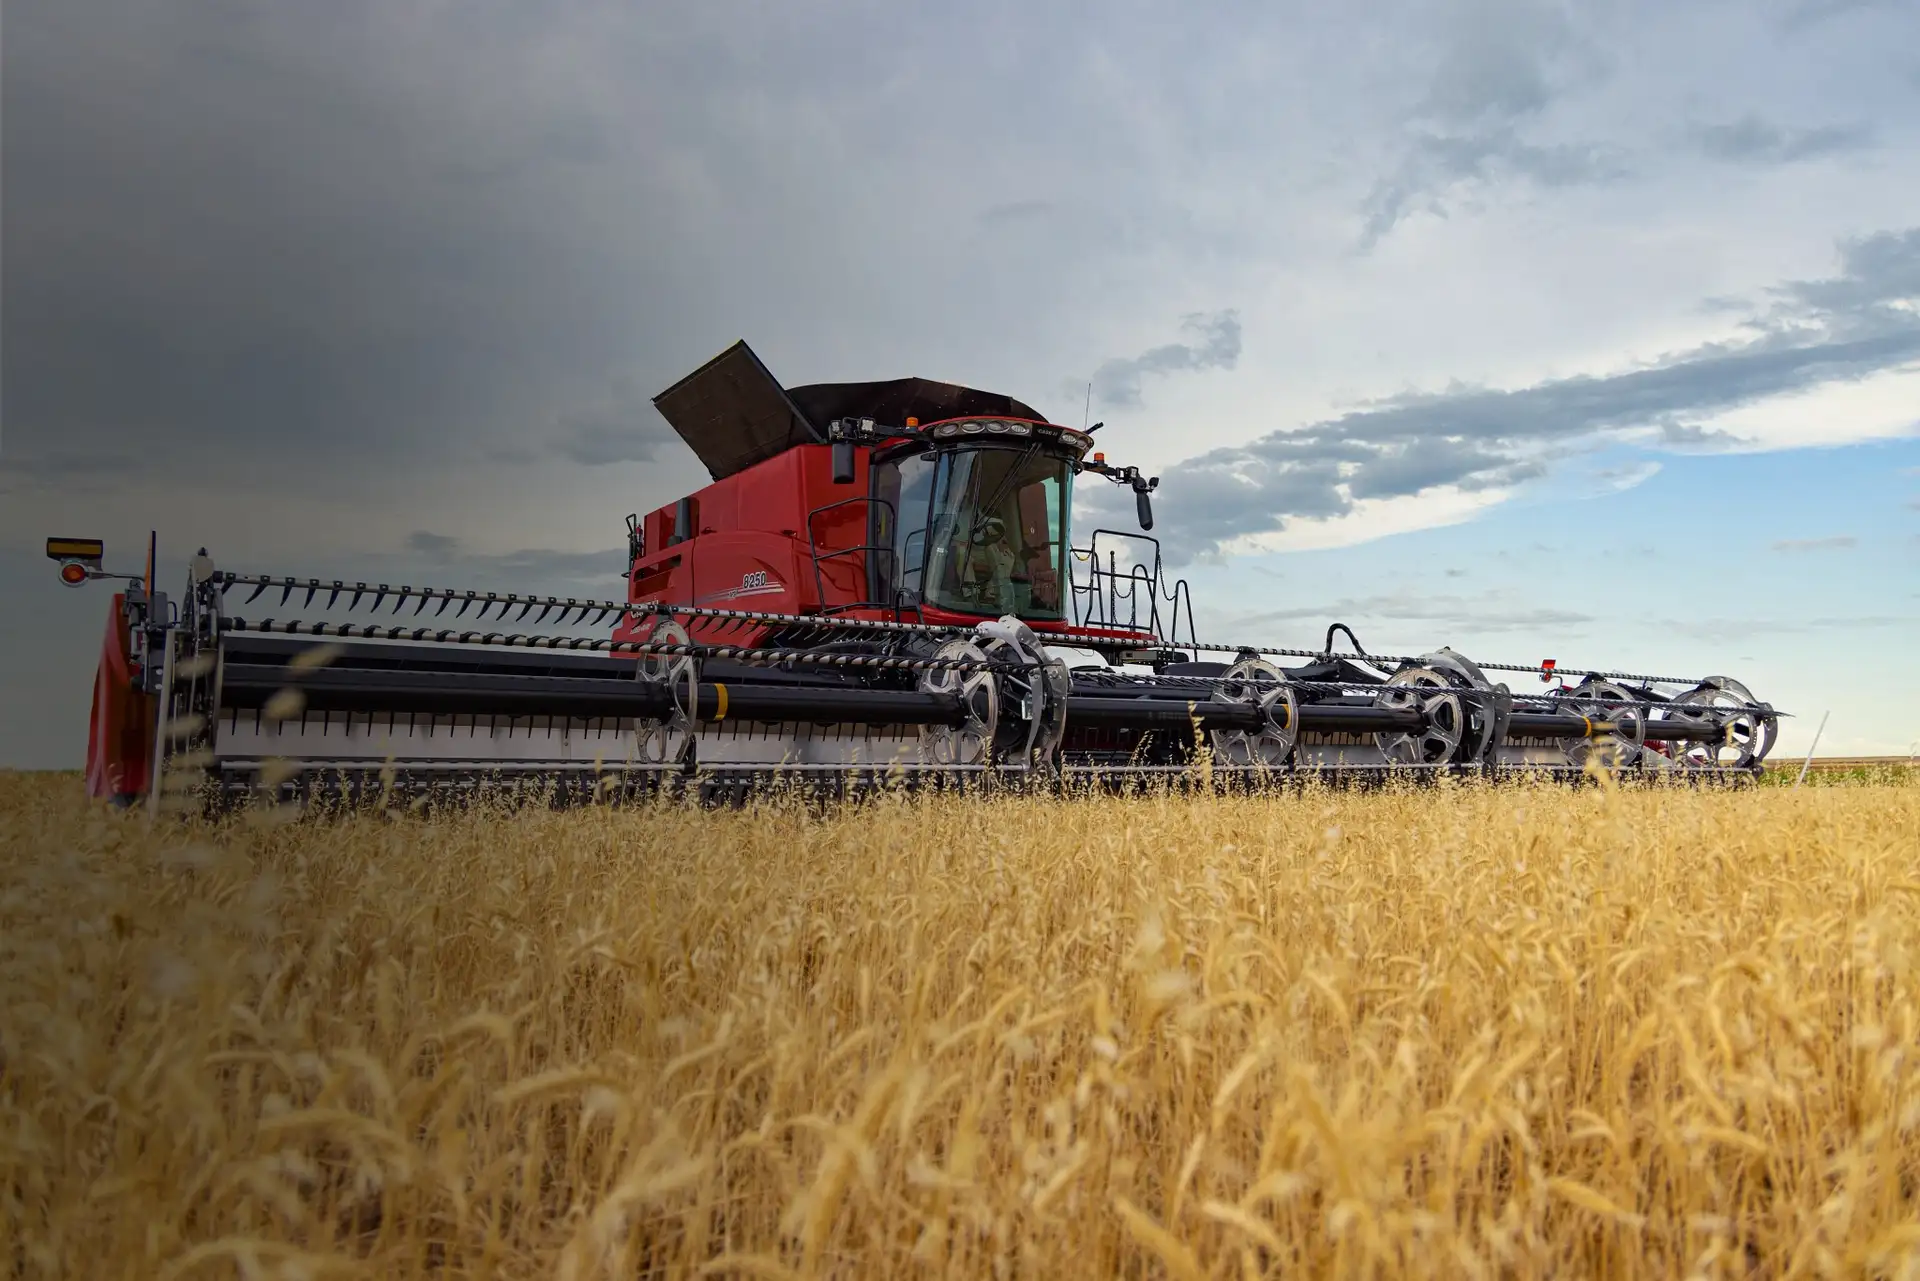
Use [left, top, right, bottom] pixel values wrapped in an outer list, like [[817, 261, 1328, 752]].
[[279, 581, 293, 607], [244, 580, 268, 605], [592, 605, 614, 626], [348, 583, 367, 611], [456, 592, 475, 619], [370, 585, 389, 613], [413, 591, 429, 615], [303, 581, 319, 609], [393, 589, 409, 614], [534, 602, 555, 626], [515, 600, 534, 623], [326, 581, 344, 609], [434, 592, 451, 617]]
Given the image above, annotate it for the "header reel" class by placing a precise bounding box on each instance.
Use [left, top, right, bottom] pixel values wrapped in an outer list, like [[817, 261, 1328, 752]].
[[56, 531, 1784, 810]]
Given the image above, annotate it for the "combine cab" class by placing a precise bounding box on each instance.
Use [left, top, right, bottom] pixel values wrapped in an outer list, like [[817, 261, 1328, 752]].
[[62, 340, 1781, 810]]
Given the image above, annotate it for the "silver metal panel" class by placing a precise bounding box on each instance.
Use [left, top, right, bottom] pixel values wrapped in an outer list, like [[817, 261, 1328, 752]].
[[693, 719, 927, 767], [1293, 741, 1393, 768], [217, 708, 649, 767]]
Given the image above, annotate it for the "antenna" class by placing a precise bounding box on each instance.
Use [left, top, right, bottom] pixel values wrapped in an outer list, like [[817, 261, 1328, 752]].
[[1794, 710, 1830, 788], [1083, 382, 1092, 431]]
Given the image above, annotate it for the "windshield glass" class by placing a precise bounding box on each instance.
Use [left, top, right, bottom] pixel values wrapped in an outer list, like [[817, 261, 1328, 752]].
[[919, 445, 1069, 620]]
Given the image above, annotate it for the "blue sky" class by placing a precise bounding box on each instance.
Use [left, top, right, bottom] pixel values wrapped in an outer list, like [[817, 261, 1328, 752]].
[[3, 0, 1918, 764], [1171, 438, 1920, 757]]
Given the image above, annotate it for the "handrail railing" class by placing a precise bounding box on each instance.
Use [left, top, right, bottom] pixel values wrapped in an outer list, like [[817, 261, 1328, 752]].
[[1067, 529, 1196, 649], [804, 496, 904, 619]]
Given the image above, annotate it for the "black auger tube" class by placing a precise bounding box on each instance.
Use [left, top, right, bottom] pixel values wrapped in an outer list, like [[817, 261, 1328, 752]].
[[222, 663, 1741, 741], [1505, 712, 1731, 742], [1063, 696, 1736, 742], [222, 664, 971, 727], [698, 684, 968, 726], [1064, 695, 1265, 730], [1062, 697, 1433, 735], [221, 664, 678, 719], [1297, 705, 1428, 734]]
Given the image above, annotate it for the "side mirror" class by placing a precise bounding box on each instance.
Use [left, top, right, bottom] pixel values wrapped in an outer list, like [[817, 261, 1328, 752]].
[[831, 439, 857, 485], [1135, 488, 1154, 531]]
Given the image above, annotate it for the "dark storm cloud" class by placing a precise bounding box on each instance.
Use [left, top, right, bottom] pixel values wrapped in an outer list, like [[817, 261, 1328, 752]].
[[1775, 228, 1920, 315], [548, 377, 680, 466], [1657, 422, 1743, 447], [405, 531, 461, 557], [5, 0, 1296, 541], [308, 531, 627, 593], [1090, 226, 1920, 565], [1359, 135, 1626, 250], [1090, 311, 1242, 409], [1356, 0, 1623, 250], [456, 545, 629, 585], [8, 2, 1141, 510], [1693, 114, 1874, 164], [1, 1, 669, 489], [1341, 437, 1534, 500], [0, 451, 143, 499]]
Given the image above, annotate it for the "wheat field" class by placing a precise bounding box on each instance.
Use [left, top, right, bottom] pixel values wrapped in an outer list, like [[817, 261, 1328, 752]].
[[2, 770, 1918, 1280]]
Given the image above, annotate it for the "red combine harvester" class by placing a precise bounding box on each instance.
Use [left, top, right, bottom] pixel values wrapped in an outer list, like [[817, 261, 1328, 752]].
[[57, 340, 1780, 810]]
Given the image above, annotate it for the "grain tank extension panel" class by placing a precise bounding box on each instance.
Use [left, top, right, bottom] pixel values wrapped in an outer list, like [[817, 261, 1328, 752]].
[[652, 340, 826, 482]]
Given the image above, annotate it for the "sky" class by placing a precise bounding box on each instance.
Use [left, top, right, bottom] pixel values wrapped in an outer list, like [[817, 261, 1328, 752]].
[[4, 0, 1918, 766]]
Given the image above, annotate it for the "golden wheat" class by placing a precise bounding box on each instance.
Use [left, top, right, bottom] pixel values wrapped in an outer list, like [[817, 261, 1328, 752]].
[[2, 771, 1917, 1279]]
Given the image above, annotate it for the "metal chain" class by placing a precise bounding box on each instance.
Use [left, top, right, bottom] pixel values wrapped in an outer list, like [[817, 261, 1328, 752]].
[[222, 618, 1030, 674], [214, 573, 972, 637], [1072, 669, 1760, 713], [1169, 638, 1712, 688], [214, 574, 1715, 687], [222, 618, 1759, 715]]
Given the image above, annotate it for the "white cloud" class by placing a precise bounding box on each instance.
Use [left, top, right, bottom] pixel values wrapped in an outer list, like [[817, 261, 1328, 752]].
[[1587, 459, 1663, 493], [1215, 484, 1515, 556], [1682, 362, 1920, 451], [1769, 535, 1859, 552]]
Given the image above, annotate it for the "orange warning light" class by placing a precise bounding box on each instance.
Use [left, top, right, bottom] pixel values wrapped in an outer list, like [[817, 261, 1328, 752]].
[[59, 561, 89, 586], [1092, 451, 1106, 463], [906, 416, 919, 427]]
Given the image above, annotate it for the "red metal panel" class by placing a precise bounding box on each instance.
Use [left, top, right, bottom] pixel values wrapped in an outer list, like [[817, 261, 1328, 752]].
[[84, 595, 154, 801], [615, 438, 1158, 650]]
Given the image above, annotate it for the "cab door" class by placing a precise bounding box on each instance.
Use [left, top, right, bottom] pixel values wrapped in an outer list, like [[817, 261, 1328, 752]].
[[869, 450, 937, 610]]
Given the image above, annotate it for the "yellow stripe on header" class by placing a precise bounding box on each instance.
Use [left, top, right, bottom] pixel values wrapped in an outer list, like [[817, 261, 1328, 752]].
[[46, 537, 104, 561]]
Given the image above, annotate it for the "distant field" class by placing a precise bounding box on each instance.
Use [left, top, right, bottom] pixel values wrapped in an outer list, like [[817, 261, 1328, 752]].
[[1793, 756, 1919, 774], [3, 769, 1918, 1278]]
